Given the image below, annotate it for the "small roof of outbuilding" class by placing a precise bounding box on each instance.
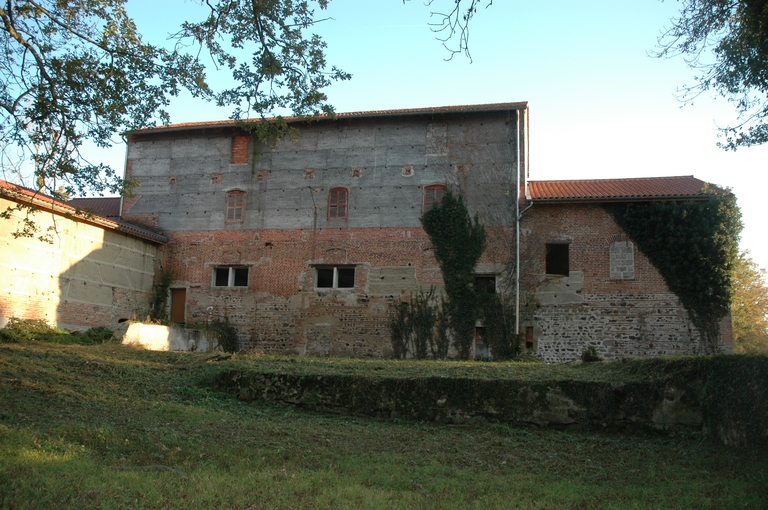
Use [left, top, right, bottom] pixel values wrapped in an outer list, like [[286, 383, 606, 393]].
[[0, 180, 167, 244], [528, 176, 711, 203]]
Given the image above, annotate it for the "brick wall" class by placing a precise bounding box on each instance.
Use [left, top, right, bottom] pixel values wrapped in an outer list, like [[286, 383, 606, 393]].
[[159, 225, 512, 355], [520, 203, 723, 361]]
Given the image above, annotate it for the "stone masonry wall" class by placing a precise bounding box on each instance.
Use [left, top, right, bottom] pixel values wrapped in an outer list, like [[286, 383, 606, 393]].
[[520, 203, 730, 362]]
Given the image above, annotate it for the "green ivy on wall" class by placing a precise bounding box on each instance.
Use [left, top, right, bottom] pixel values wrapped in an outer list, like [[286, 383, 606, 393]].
[[604, 186, 742, 353], [421, 191, 487, 360]]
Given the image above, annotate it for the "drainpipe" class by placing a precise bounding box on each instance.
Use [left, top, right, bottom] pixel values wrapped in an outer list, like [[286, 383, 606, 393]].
[[515, 109, 521, 339]]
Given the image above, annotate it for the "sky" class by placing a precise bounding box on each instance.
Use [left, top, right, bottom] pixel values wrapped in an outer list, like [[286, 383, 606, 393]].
[[106, 0, 768, 269]]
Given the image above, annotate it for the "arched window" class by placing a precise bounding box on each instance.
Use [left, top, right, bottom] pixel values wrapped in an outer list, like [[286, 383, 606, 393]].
[[225, 190, 246, 223], [328, 187, 348, 220], [423, 184, 446, 212]]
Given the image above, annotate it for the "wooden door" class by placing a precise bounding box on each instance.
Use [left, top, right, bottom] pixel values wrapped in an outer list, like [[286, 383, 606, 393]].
[[170, 288, 186, 324]]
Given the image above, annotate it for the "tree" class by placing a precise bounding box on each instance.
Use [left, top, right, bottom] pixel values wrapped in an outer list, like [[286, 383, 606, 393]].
[[731, 251, 768, 354], [0, 0, 348, 201], [656, 0, 768, 149]]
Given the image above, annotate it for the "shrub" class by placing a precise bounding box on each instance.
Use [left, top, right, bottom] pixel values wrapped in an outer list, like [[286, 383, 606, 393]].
[[581, 345, 603, 363], [0, 317, 62, 342], [0, 318, 116, 345], [209, 319, 239, 353]]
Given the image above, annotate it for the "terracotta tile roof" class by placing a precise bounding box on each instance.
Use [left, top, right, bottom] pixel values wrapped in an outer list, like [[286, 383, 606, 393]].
[[528, 176, 710, 202], [129, 102, 528, 134], [0, 180, 167, 244], [68, 197, 122, 218]]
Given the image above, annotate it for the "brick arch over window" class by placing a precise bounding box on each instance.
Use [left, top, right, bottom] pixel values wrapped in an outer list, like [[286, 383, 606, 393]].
[[423, 184, 446, 213], [225, 190, 246, 223], [328, 187, 348, 220]]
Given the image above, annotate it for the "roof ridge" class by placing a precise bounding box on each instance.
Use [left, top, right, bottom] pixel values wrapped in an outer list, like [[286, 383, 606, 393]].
[[129, 101, 529, 134]]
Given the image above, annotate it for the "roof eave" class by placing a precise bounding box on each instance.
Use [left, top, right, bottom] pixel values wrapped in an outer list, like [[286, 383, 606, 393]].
[[0, 185, 167, 244], [529, 195, 712, 204], [127, 102, 530, 137]]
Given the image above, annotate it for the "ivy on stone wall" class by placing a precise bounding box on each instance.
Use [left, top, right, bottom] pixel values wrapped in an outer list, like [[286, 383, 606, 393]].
[[390, 288, 448, 359], [421, 191, 487, 360], [149, 272, 174, 322], [604, 187, 742, 353], [478, 293, 519, 360]]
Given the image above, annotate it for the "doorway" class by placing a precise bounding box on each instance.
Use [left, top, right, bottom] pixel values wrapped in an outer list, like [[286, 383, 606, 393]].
[[170, 288, 186, 324]]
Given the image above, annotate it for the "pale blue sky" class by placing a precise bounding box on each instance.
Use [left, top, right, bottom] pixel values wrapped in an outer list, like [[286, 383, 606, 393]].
[[109, 0, 768, 269]]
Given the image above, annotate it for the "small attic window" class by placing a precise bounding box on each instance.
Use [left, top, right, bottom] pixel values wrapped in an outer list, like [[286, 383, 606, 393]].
[[546, 243, 569, 276]]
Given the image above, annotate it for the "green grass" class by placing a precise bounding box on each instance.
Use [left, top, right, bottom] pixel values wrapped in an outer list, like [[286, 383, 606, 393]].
[[1, 342, 766, 509]]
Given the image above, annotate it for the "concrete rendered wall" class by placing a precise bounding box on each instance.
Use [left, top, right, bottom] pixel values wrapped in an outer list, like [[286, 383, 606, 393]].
[[519, 203, 732, 362], [123, 111, 522, 355], [0, 197, 160, 330]]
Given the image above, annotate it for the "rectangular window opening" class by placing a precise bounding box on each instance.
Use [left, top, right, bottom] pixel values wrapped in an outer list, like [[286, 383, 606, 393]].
[[546, 243, 569, 276], [474, 275, 496, 294], [226, 191, 245, 223], [315, 266, 355, 289], [328, 188, 348, 220], [424, 185, 446, 213], [213, 266, 249, 288]]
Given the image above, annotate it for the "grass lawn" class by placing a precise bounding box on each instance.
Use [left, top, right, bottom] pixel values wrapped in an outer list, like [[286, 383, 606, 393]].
[[1, 342, 766, 509]]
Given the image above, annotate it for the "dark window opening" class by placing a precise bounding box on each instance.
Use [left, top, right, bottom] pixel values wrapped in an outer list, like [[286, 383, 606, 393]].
[[525, 326, 534, 349], [337, 267, 355, 288], [546, 243, 569, 276], [233, 267, 249, 287], [215, 268, 229, 287], [474, 275, 496, 294], [316, 268, 334, 288], [214, 266, 249, 287], [315, 266, 355, 289]]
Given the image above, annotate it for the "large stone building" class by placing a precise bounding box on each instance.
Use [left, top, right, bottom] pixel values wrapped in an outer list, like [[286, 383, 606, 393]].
[[120, 102, 732, 360]]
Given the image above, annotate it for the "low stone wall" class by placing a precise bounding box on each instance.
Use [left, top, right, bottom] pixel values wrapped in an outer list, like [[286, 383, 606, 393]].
[[115, 322, 219, 352], [217, 372, 702, 433], [213, 356, 768, 452]]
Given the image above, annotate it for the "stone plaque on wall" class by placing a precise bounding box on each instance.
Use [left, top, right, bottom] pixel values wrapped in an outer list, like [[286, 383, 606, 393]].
[[610, 241, 634, 279]]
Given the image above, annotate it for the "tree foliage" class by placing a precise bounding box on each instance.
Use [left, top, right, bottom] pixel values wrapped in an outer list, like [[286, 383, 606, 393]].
[[605, 187, 742, 353], [421, 190, 486, 359], [731, 251, 768, 354], [656, 0, 768, 149], [0, 0, 348, 199]]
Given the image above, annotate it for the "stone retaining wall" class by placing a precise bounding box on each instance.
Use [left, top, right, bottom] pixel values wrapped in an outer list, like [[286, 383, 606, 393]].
[[213, 356, 768, 452]]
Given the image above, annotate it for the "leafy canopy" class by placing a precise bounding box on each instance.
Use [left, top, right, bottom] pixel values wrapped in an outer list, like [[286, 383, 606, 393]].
[[0, 0, 349, 198], [731, 251, 768, 354], [656, 0, 768, 149]]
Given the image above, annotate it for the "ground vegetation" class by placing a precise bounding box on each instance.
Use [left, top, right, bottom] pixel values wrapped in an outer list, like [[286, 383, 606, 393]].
[[1, 342, 767, 508]]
